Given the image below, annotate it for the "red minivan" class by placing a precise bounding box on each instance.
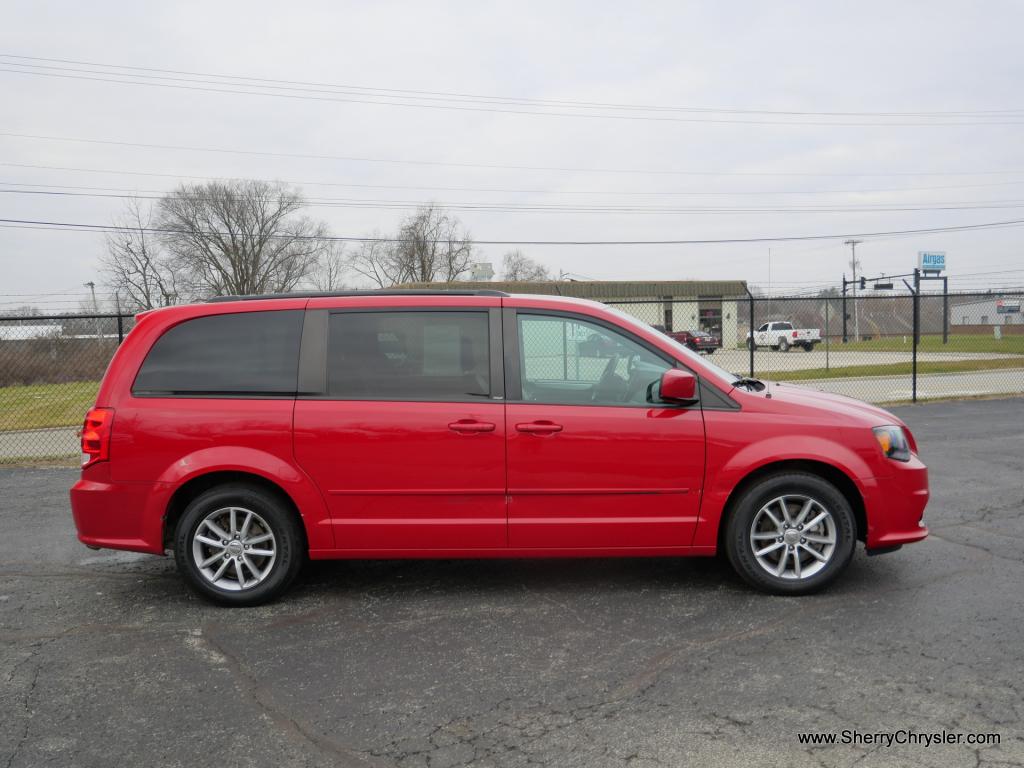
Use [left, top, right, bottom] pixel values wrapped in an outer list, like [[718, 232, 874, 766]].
[[70, 290, 929, 605]]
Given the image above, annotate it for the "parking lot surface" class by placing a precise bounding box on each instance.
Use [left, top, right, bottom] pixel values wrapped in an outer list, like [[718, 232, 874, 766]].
[[2, 398, 1023, 767]]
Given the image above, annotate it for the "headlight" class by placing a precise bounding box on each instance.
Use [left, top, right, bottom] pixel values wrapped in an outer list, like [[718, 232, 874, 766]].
[[873, 425, 911, 462]]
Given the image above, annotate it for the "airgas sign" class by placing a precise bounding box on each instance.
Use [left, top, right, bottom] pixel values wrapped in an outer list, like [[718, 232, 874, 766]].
[[918, 251, 946, 273]]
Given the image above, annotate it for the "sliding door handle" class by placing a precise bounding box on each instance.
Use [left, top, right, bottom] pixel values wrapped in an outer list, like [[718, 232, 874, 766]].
[[515, 421, 563, 435], [448, 420, 496, 434]]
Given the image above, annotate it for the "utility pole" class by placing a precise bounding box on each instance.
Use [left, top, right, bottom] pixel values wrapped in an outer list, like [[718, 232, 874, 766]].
[[84, 280, 100, 338], [844, 240, 862, 341], [114, 291, 124, 344], [84, 281, 98, 311], [841, 273, 848, 343]]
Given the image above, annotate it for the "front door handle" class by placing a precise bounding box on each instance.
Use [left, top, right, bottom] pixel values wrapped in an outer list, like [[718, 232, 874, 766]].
[[515, 421, 563, 435], [448, 420, 496, 434]]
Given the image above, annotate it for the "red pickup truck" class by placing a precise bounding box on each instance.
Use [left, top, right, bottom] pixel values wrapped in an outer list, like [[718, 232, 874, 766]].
[[654, 326, 721, 354]]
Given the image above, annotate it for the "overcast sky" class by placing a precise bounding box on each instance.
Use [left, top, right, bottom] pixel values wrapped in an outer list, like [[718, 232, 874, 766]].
[[2, 0, 1023, 310]]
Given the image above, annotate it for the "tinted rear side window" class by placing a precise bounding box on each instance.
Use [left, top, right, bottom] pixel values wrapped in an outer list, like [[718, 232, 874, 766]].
[[133, 310, 304, 395], [327, 311, 489, 400]]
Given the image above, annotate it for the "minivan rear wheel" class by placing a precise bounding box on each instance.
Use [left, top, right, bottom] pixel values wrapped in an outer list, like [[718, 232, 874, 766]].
[[174, 483, 305, 606], [724, 473, 855, 595]]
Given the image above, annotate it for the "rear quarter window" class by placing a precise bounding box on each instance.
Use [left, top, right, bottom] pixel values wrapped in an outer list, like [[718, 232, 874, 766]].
[[133, 310, 304, 395]]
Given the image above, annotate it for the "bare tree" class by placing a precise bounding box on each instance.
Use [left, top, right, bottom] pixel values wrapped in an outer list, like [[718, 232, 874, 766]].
[[345, 237, 403, 288], [157, 180, 330, 297], [307, 245, 350, 291], [392, 204, 474, 283], [502, 250, 550, 281], [101, 199, 181, 310], [346, 205, 474, 287]]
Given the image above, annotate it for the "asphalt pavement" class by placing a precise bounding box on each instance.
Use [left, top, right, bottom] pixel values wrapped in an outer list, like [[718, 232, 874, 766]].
[[1, 398, 1023, 767]]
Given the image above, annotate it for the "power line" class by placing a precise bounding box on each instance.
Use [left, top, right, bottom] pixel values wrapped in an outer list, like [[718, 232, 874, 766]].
[[7, 164, 1024, 198], [0, 288, 89, 297], [4, 215, 1024, 246], [946, 267, 1024, 278], [3, 60, 1024, 127], [752, 268, 1024, 294], [11, 185, 1024, 215], [4, 132, 1024, 178], [4, 53, 1020, 119], [8, 284, 1024, 308]]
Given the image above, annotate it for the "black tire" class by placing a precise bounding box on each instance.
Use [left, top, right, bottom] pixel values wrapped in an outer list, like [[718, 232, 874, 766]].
[[778, 338, 790, 352], [802, 343, 814, 352], [174, 483, 306, 606], [724, 473, 856, 595], [746, 338, 756, 350]]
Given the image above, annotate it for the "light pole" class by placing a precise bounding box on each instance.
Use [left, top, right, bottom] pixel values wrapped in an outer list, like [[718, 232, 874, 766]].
[[844, 240, 862, 341]]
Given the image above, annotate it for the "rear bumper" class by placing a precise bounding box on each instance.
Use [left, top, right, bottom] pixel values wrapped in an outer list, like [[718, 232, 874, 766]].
[[70, 469, 167, 554], [863, 455, 930, 550]]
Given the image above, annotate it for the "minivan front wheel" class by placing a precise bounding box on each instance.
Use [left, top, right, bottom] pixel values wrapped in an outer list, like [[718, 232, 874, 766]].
[[724, 473, 855, 595], [174, 483, 305, 606]]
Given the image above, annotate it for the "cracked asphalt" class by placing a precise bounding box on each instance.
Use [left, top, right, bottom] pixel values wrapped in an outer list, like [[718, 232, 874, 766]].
[[2, 397, 1023, 767]]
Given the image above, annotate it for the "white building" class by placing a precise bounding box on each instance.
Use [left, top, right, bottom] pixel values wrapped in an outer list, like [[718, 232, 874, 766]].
[[403, 280, 748, 347], [952, 297, 1022, 325], [469, 262, 495, 281]]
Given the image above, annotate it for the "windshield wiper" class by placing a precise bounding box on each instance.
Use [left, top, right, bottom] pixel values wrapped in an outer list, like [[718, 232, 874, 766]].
[[732, 376, 766, 392]]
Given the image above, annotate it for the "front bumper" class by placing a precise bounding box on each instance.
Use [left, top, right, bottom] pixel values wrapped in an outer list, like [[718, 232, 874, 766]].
[[863, 454, 929, 550]]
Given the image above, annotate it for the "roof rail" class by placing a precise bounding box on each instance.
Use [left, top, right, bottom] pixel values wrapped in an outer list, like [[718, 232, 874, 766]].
[[207, 289, 510, 303]]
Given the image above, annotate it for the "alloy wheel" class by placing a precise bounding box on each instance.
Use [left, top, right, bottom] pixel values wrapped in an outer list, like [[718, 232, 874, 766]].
[[191, 506, 278, 591], [749, 494, 837, 580]]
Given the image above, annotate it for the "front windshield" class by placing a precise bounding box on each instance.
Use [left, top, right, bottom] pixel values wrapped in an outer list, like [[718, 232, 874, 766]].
[[602, 306, 739, 387]]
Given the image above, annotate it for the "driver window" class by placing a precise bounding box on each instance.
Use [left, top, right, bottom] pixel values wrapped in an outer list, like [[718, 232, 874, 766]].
[[517, 314, 672, 406]]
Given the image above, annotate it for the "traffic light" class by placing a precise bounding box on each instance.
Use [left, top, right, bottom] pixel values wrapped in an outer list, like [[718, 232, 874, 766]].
[[859, 276, 866, 290]]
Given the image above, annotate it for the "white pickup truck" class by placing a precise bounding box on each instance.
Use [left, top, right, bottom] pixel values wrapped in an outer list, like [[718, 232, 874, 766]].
[[747, 321, 822, 352]]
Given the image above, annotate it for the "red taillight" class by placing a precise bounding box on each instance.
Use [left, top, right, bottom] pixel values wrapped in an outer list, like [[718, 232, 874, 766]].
[[792, 330, 798, 338], [80, 407, 114, 466]]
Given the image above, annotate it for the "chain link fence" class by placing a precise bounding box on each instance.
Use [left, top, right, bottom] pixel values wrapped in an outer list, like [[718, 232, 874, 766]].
[[607, 290, 1024, 405], [1, 294, 1022, 463], [0, 314, 135, 464], [519, 313, 638, 383]]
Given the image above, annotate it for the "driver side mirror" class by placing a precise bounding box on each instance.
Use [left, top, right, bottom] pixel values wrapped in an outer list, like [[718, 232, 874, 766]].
[[658, 369, 697, 403]]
